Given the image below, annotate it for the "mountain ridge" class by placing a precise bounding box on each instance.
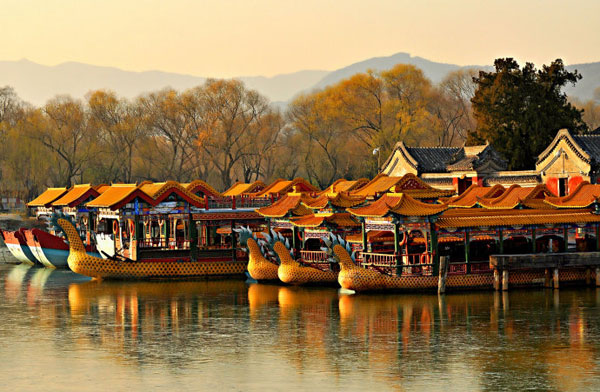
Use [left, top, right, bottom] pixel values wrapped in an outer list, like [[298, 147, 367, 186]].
[[1, 54, 598, 106]]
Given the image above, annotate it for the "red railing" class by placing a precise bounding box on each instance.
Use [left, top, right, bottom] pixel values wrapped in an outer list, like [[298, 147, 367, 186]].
[[470, 261, 492, 273], [448, 263, 467, 275], [300, 250, 329, 263], [447, 261, 492, 275], [202, 196, 276, 210]]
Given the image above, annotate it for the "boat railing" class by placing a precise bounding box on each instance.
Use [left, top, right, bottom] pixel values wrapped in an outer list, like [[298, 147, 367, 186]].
[[448, 261, 492, 275], [207, 198, 234, 209], [360, 251, 435, 276], [203, 195, 275, 210], [300, 250, 329, 263], [168, 239, 190, 250], [138, 238, 169, 248], [234, 196, 272, 208]]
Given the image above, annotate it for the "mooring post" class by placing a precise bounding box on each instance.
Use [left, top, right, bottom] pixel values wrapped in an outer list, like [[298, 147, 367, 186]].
[[586, 268, 592, 286], [493, 269, 501, 291], [502, 269, 509, 291], [553, 268, 560, 289], [544, 268, 552, 288], [596, 267, 600, 287], [438, 256, 448, 294]]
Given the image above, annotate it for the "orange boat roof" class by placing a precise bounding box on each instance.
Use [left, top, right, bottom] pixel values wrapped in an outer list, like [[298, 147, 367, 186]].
[[318, 178, 369, 195], [545, 182, 600, 208], [183, 180, 222, 198], [255, 193, 313, 218], [349, 193, 448, 218], [223, 180, 266, 196], [438, 208, 600, 229], [52, 184, 101, 207], [86, 184, 154, 209], [445, 184, 505, 208], [139, 181, 205, 206], [255, 178, 319, 196], [476, 184, 554, 209], [303, 192, 366, 210], [351, 173, 453, 199], [291, 212, 359, 228], [27, 187, 68, 207]]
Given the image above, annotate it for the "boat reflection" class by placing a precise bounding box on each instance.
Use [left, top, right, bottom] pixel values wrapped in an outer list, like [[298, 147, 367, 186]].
[[3, 262, 600, 391]]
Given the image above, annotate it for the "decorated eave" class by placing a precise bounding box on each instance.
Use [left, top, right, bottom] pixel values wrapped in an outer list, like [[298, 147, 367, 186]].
[[255, 193, 313, 218], [222, 180, 266, 196], [86, 183, 156, 210], [544, 182, 600, 209], [438, 208, 600, 229], [475, 184, 555, 209], [388, 173, 455, 199], [348, 193, 448, 218], [291, 212, 359, 228], [302, 192, 366, 210], [51, 184, 105, 208], [183, 180, 222, 198], [254, 178, 319, 197], [346, 230, 394, 243], [139, 181, 205, 206], [27, 187, 68, 207], [443, 184, 505, 208], [317, 178, 369, 195], [351, 173, 453, 199]]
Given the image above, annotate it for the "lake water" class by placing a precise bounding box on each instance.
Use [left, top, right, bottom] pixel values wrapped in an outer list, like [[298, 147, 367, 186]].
[[2, 263, 600, 391]]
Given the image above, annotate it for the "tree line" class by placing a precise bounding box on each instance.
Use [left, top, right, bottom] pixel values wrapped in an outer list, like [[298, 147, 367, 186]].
[[0, 59, 598, 200]]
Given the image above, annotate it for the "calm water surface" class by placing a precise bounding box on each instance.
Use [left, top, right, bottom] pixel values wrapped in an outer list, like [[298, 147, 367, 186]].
[[2, 263, 600, 391]]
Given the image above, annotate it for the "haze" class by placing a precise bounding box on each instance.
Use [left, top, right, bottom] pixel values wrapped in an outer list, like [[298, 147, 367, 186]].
[[4, 0, 599, 78]]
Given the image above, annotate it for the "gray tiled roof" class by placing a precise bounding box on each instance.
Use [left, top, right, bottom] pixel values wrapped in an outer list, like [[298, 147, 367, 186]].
[[573, 135, 600, 162], [405, 147, 460, 173]]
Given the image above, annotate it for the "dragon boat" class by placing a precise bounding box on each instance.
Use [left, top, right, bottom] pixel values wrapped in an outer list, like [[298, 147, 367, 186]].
[[50, 212, 248, 280], [237, 226, 338, 285]]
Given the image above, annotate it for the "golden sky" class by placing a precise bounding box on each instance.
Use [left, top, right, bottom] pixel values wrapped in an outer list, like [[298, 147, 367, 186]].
[[4, 0, 599, 77]]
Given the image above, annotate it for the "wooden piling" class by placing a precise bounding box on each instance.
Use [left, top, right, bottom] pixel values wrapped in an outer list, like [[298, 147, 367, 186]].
[[544, 268, 552, 288], [493, 269, 501, 291], [596, 267, 600, 287], [586, 268, 592, 285], [502, 270, 509, 291], [553, 268, 559, 289], [438, 256, 448, 294]]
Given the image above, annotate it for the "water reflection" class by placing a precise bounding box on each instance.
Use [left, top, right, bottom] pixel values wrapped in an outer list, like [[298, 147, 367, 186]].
[[2, 263, 600, 391]]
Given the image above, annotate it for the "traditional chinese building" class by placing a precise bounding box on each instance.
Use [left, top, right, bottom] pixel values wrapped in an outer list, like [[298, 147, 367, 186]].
[[380, 142, 540, 194], [536, 128, 600, 196]]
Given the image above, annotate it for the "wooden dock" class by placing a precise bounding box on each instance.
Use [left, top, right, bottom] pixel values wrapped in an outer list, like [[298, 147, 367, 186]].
[[489, 252, 600, 291]]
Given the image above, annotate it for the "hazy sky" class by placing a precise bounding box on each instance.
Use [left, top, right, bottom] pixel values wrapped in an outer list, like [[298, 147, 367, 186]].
[[4, 0, 599, 77]]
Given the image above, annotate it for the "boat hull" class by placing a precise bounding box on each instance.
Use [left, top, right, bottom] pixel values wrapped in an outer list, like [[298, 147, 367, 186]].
[[1, 229, 39, 265], [25, 228, 101, 269], [68, 252, 248, 280]]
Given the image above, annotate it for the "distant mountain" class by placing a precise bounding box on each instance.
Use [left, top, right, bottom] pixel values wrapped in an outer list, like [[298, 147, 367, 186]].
[[0, 54, 598, 107], [0, 59, 328, 106], [307, 52, 600, 102], [312, 52, 468, 90]]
